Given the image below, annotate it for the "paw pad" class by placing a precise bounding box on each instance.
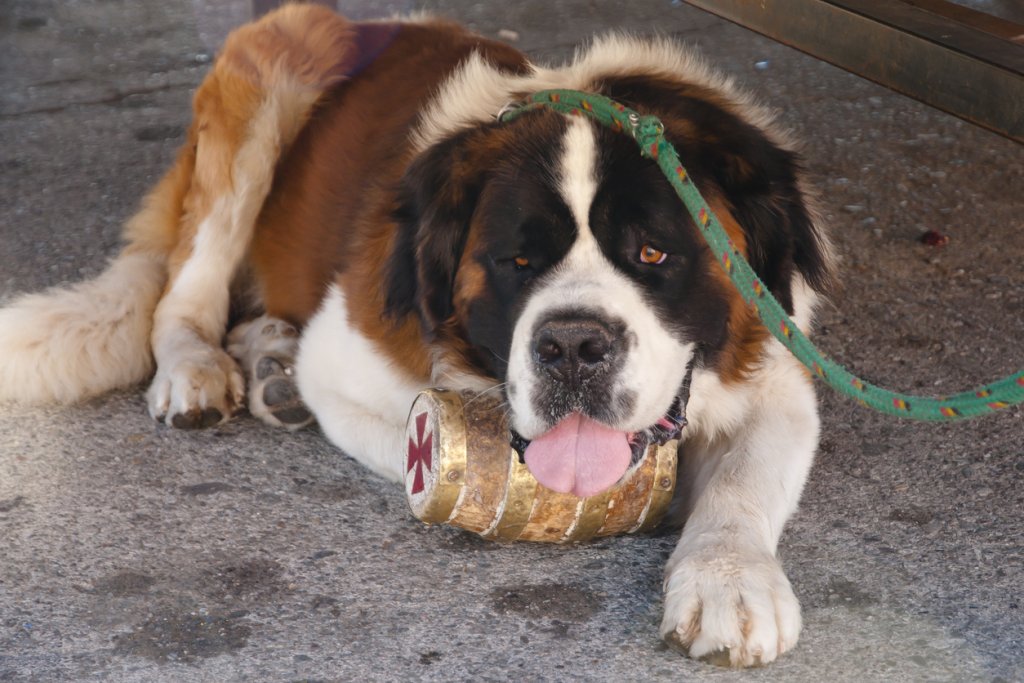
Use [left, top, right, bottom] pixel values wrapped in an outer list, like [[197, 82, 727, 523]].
[[251, 355, 313, 429], [170, 406, 224, 429]]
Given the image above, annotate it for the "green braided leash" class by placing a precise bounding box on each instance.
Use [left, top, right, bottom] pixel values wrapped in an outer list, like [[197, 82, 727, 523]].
[[499, 89, 1024, 420]]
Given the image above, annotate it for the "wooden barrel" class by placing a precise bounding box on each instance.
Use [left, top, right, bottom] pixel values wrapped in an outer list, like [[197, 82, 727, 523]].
[[404, 389, 678, 543]]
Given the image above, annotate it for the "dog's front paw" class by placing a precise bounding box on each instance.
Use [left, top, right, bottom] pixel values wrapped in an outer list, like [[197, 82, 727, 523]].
[[660, 540, 801, 668], [147, 347, 245, 428]]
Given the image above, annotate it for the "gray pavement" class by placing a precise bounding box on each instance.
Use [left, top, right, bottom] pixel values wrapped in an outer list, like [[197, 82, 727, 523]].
[[2, 1, 1023, 681]]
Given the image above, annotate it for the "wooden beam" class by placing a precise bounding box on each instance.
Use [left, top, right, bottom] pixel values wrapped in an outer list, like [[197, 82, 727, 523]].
[[681, 0, 1024, 143]]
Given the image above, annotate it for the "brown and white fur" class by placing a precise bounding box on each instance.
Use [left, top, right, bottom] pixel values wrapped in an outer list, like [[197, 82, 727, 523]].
[[0, 5, 834, 667]]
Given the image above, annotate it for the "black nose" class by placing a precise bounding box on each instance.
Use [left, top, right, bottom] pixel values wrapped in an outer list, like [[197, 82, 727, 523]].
[[533, 316, 617, 384]]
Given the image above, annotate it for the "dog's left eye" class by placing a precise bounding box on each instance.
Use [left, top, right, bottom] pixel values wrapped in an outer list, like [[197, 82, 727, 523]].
[[513, 256, 531, 270], [639, 244, 668, 265]]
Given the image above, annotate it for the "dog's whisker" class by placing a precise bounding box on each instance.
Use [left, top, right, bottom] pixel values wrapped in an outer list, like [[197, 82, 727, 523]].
[[463, 382, 508, 408]]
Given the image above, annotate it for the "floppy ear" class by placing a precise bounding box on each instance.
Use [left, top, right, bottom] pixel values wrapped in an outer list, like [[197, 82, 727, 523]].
[[599, 76, 834, 311], [385, 130, 488, 334], [660, 113, 832, 312]]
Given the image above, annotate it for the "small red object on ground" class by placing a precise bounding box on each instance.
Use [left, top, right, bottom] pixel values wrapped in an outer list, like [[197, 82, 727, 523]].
[[919, 229, 950, 246]]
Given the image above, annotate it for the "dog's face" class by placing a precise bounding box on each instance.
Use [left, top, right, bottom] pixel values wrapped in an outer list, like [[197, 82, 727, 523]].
[[387, 82, 828, 495]]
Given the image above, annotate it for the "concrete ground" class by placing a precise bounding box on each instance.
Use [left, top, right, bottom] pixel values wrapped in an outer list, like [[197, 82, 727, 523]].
[[1, 1, 1022, 681]]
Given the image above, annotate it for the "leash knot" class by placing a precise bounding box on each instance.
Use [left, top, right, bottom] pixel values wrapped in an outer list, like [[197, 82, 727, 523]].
[[631, 115, 665, 159]]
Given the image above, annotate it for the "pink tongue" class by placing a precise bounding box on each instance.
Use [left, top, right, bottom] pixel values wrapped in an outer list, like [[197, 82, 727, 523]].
[[523, 413, 632, 497]]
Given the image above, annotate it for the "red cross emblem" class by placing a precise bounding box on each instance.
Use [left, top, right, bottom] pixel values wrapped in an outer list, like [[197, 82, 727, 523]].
[[407, 411, 432, 495]]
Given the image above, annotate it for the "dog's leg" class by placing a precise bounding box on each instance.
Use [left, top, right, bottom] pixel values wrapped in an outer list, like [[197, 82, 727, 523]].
[[296, 285, 425, 481], [146, 5, 357, 427], [304, 393, 408, 483], [660, 349, 818, 667], [226, 315, 314, 429]]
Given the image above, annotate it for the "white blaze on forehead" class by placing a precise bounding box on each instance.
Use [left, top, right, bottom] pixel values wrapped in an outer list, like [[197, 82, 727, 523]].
[[559, 117, 599, 239], [550, 116, 616, 311]]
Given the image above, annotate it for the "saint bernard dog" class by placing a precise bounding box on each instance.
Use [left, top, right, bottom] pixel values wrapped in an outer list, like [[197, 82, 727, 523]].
[[0, 5, 834, 667]]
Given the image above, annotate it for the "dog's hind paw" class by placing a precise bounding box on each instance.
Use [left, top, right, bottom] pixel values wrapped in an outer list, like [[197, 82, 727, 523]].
[[250, 354, 314, 429], [227, 316, 315, 430]]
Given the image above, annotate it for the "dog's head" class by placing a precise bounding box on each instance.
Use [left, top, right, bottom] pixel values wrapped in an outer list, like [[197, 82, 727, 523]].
[[386, 72, 831, 496]]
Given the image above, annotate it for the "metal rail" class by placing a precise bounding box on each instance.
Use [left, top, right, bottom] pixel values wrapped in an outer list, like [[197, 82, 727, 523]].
[[681, 0, 1024, 143]]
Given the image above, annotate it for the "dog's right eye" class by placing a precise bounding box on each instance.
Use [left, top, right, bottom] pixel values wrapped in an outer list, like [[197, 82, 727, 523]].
[[491, 254, 536, 279]]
